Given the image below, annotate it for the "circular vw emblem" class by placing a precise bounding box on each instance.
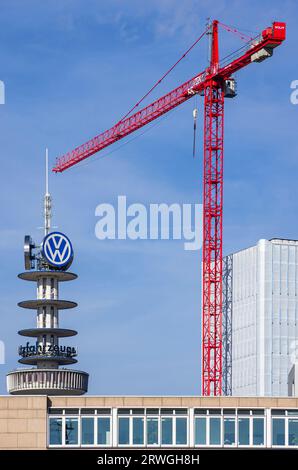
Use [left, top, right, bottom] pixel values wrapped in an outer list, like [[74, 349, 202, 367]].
[[42, 232, 73, 269]]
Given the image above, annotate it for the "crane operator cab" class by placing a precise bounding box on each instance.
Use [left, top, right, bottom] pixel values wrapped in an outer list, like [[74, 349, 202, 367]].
[[224, 78, 237, 98]]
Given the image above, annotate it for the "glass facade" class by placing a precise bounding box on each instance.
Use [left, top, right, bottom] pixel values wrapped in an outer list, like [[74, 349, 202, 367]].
[[147, 417, 158, 445], [252, 418, 264, 445], [272, 418, 285, 446], [238, 418, 249, 445], [98, 417, 111, 445], [47, 407, 298, 448], [49, 417, 62, 445], [133, 418, 144, 445], [209, 417, 221, 445], [289, 419, 298, 446], [195, 418, 206, 445], [65, 418, 78, 445], [81, 417, 94, 445], [118, 417, 129, 445], [224, 418, 235, 445], [176, 418, 187, 445], [161, 418, 172, 445]]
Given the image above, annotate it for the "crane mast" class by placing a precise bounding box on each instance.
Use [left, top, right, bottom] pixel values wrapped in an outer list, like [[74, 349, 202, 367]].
[[202, 21, 224, 395], [53, 20, 286, 396]]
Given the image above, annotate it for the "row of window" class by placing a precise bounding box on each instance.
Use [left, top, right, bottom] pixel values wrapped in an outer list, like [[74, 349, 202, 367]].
[[48, 413, 298, 447], [48, 407, 268, 416], [50, 417, 111, 446]]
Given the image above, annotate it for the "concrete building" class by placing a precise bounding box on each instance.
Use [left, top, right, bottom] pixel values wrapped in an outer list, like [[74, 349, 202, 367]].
[[0, 395, 298, 449], [223, 238, 298, 397]]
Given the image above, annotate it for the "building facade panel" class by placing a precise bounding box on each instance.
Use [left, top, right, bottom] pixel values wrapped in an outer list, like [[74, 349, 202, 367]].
[[228, 239, 298, 396], [0, 396, 47, 449]]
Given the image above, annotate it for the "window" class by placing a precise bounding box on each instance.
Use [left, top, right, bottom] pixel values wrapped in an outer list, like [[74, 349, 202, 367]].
[[118, 417, 129, 445], [287, 410, 298, 416], [288, 419, 298, 446], [161, 409, 174, 415], [175, 409, 188, 415], [195, 418, 206, 445], [81, 409, 96, 415], [65, 418, 78, 445], [49, 417, 62, 445], [161, 417, 173, 445], [238, 409, 250, 415], [133, 417, 144, 445], [130, 409, 144, 415], [253, 418, 264, 446], [272, 409, 286, 416], [272, 418, 285, 446], [147, 417, 159, 445], [238, 418, 249, 445], [194, 409, 207, 415], [146, 409, 159, 415], [176, 418, 187, 445], [65, 408, 79, 415], [118, 409, 131, 415], [81, 417, 94, 445], [98, 417, 111, 445], [95, 408, 111, 415], [48, 408, 63, 415], [224, 418, 235, 445], [209, 417, 221, 445]]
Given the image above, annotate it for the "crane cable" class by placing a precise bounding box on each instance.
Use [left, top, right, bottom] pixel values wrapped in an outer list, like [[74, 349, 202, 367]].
[[218, 21, 254, 42], [117, 26, 209, 125], [73, 21, 257, 168], [192, 96, 198, 159], [66, 107, 179, 171]]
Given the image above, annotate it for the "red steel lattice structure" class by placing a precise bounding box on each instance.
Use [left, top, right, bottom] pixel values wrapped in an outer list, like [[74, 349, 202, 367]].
[[203, 84, 225, 396], [53, 20, 286, 395], [201, 20, 225, 396]]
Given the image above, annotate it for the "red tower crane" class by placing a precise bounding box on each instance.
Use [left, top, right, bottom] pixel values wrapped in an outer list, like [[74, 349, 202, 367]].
[[53, 20, 286, 396]]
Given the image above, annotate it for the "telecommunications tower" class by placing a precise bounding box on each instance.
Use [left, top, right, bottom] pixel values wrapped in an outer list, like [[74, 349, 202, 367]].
[[7, 150, 89, 394]]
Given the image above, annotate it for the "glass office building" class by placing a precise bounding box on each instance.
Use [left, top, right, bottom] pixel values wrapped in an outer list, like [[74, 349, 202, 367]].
[[223, 238, 298, 396]]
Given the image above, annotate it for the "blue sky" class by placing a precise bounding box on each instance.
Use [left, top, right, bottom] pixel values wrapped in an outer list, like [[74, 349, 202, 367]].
[[0, 0, 297, 395]]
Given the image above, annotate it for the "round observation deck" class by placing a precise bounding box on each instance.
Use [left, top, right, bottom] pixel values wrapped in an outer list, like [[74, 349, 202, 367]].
[[18, 355, 77, 366], [7, 369, 89, 395], [18, 299, 77, 310], [18, 328, 77, 338], [18, 271, 77, 282]]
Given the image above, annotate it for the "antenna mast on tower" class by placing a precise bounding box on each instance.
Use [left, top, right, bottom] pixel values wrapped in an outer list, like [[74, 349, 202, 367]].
[[44, 148, 52, 236]]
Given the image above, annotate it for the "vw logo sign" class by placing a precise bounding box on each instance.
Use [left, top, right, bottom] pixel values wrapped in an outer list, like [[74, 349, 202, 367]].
[[42, 232, 73, 269]]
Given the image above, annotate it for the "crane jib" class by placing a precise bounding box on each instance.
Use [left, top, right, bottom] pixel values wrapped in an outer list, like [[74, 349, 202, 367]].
[[53, 21, 285, 173]]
